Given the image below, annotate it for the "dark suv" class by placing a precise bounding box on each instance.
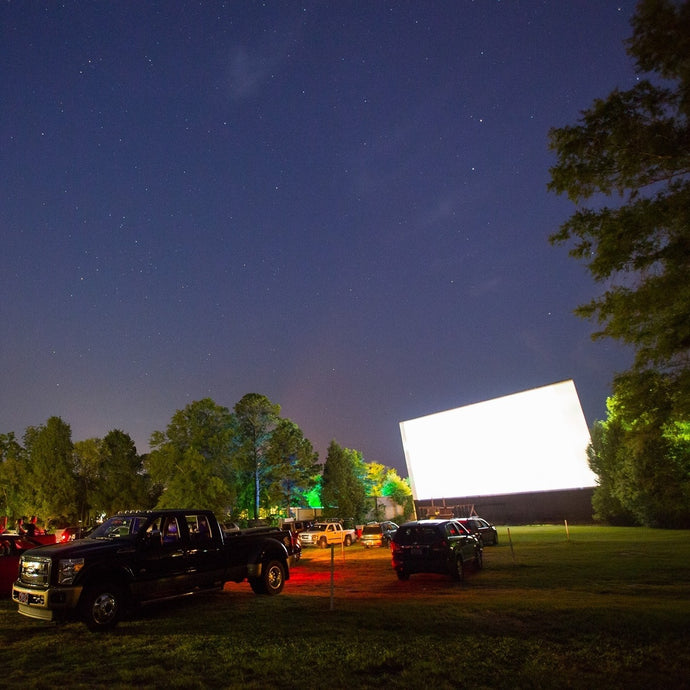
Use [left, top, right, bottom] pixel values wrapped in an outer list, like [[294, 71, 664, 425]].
[[391, 519, 482, 581], [456, 517, 499, 546]]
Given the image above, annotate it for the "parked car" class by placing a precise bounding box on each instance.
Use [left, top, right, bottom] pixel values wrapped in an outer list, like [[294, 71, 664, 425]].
[[361, 521, 399, 548], [0, 535, 41, 596], [391, 519, 483, 581], [282, 520, 313, 534], [456, 517, 499, 546], [55, 526, 91, 543]]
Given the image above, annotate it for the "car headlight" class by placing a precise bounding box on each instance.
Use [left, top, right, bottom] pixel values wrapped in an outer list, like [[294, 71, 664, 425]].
[[57, 558, 84, 584]]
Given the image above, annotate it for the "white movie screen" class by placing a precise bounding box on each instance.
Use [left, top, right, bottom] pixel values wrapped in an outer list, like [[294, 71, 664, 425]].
[[399, 380, 597, 500]]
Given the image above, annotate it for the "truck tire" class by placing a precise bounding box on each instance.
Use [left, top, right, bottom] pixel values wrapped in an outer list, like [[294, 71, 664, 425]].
[[344, 535, 352, 546], [318, 537, 328, 548], [249, 559, 285, 595], [80, 582, 126, 631]]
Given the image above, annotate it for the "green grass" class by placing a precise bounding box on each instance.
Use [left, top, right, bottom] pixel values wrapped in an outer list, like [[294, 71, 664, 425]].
[[1, 525, 689, 689]]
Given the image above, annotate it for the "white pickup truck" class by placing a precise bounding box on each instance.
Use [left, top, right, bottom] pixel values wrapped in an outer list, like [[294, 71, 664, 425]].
[[299, 522, 356, 548]]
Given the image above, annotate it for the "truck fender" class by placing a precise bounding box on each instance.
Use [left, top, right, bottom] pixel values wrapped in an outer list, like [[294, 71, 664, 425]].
[[246, 538, 290, 580]]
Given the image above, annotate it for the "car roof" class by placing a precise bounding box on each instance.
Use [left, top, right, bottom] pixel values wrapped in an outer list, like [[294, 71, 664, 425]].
[[399, 519, 454, 527]]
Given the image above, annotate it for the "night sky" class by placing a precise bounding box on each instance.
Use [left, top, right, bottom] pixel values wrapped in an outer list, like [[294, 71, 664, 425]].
[[2, 2, 639, 476]]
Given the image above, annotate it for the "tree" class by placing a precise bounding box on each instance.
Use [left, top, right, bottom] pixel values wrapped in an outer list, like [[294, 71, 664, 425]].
[[548, 0, 690, 415], [0, 432, 27, 523], [548, 0, 690, 526], [589, 382, 690, 527], [96, 430, 152, 515], [364, 462, 388, 521], [381, 469, 415, 521], [233, 394, 280, 520], [147, 399, 236, 516], [73, 438, 102, 523], [320, 441, 368, 523], [23, 417, 78, 524], [263, 418, 319, 515]]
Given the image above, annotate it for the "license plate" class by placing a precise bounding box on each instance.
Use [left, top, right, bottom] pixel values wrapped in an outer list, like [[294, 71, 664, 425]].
[[17, 591, 29, 603], [411, 547, 423, 556]]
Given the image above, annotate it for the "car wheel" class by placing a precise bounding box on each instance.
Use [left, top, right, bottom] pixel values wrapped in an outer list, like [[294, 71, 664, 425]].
[[396, 570, 409, 581], [80, 583, 126, 632], [344, 535, 352, 546], [451, 556, 465, 582], [493, 532, 499, 545], [250, 559, 285, 595], [475, 548, 484, 570]]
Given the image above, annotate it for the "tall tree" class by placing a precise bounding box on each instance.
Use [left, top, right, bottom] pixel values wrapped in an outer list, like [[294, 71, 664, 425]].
[[23, 417, 78, 523], [365, 462, 388, 521], [548, 0, 690, 413], [147, 399, 236, 515], [548, 0, 690, 526], [264, 418, 319, 514], [97, 430, 152, 514], [233, 393, 280, 520], [320, 440, 368, 523], [73, 438, 102, 523]]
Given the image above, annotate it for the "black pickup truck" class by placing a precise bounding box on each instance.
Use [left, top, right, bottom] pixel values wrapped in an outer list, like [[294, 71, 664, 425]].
[[12, 509, 295, 631]]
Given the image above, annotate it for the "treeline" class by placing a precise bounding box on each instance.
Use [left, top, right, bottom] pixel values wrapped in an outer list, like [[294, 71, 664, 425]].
[[0, 394, 413, 528]]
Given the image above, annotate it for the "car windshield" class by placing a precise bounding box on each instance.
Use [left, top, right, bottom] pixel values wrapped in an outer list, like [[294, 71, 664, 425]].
[[314, 524, 328, 532], [90, 515, 148, 539]]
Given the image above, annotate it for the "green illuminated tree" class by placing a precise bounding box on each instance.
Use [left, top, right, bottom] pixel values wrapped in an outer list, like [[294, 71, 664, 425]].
[[320, 441, 368, 522], [381, 469, 415, 521], [589, 378, 690, 527], [263, 418, 319, 515]]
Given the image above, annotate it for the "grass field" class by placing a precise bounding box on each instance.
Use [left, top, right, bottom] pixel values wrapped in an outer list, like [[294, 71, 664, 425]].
[[1, 524, 689, 689]]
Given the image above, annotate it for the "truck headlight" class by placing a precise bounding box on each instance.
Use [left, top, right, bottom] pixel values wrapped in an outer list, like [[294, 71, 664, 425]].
[[57, 558, 84, 584]]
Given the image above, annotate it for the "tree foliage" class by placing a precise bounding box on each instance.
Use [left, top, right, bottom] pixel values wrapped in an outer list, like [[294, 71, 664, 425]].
[[589, 381, 690, 527], [147, 398, 236, 516], [1, 396, 410, 528], [23, 417, 78, 523], [548, 0, 690, 410], [548, 0, 690, 526], [233, 393, 281, 520], [0, 432, 27, 520], [320, 440, 368, 523], [263, 418, 320, 514]]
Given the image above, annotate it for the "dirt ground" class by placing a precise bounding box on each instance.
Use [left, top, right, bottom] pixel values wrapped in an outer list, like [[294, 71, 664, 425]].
[[280, 541, 472, 600]]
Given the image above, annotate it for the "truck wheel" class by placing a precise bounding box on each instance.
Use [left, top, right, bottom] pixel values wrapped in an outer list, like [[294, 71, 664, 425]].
[[344, 535, 352, 546], [396, 570, 409, 581], [319, 537, 328, 548], [80, 583, 125, 631], [250, 559, 285, 595]]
